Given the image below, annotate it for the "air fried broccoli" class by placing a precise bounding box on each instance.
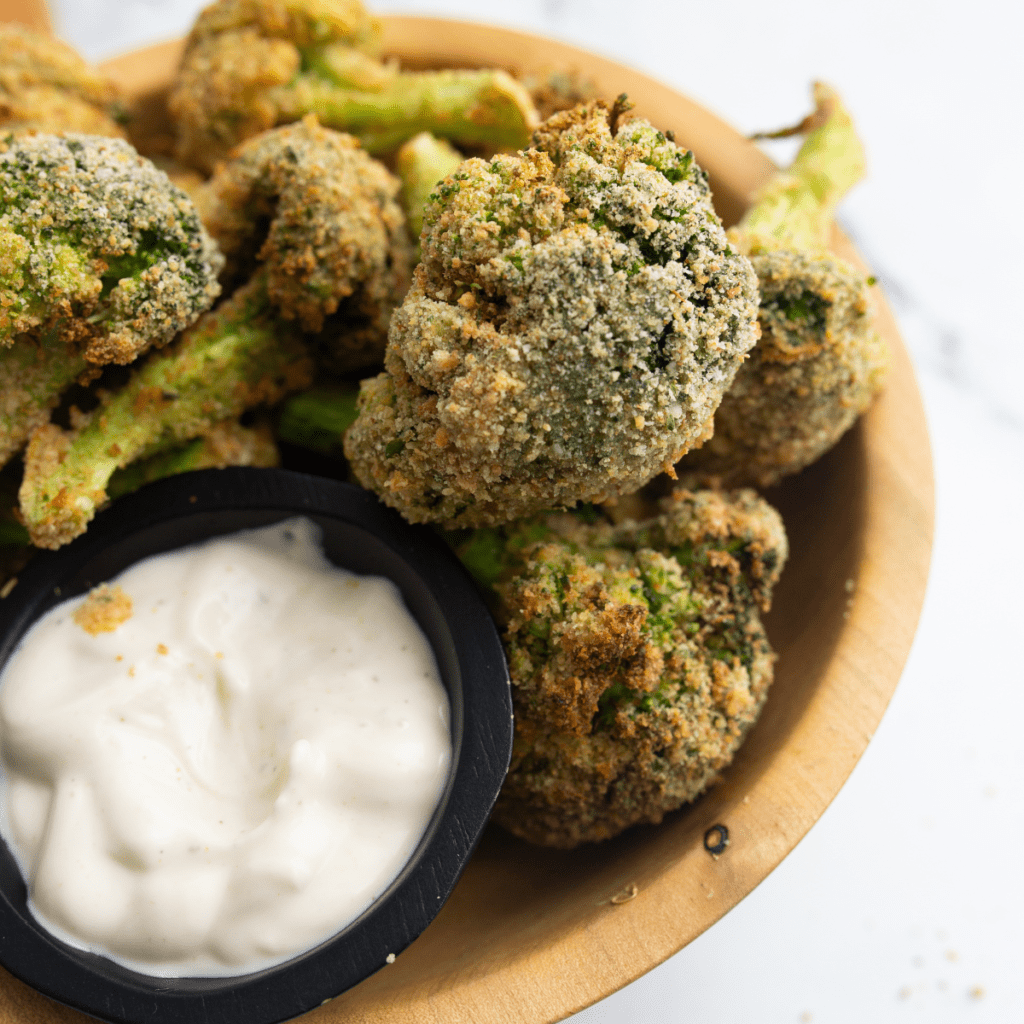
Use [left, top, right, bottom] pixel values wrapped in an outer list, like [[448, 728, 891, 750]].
[[680, 83, 889, 487], [0, 132, 223, 465], [0, 24, 126, 137], [197, 115, 412, 371], [0, 133, 223, 362], [16, 117, 415, 547], [453, 487, 787, 848], [345, 101, 760, 527], [521, 68, 600, 121], [169, 0, 539, 173]]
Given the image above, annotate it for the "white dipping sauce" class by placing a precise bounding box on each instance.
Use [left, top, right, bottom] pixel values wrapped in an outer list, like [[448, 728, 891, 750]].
[[0, 518, 451, 976]]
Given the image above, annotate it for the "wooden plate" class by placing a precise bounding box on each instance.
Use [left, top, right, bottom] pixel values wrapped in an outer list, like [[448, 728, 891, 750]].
[[0, 12, 933, 1024]]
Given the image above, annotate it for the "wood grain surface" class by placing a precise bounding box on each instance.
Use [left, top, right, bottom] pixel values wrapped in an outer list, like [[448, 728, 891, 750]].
[[0, 12, 934, 1024], [0, 0, 48, 32]]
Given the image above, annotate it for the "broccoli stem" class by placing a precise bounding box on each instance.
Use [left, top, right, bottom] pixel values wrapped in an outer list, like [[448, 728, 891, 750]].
[[106, 420, 278, 499], [736, 82, 866, 253], [0, 331, 88, 469], [395, 132, 464, 241], [19, 274, 313, 549], [275, 68, 537, 154], [275, 384, 360, 458]]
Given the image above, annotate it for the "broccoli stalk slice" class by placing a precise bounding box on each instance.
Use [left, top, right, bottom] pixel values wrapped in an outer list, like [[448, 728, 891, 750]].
[[275, 384, 359, 458], [18, 274, 313, 549], [274, 68, 537, 155], [395, 132, 464, 242], [736, 82, 866, 254], [0, 332, 88, 468]]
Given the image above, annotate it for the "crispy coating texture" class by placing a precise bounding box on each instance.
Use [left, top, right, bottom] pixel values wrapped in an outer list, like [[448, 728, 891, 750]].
[[0, 24, 125, 137], [198, 116, 412, 371], [345, 103, 759, 527], [681, 84, 889, 487], [0, 133, 223, 364], [170, 28, 302, 173], [474, 488, 787, 848], [684, 248, 888, 486]]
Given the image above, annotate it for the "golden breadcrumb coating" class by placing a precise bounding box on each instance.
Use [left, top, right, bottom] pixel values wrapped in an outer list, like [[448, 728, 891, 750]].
[[73, 583, 133, 635], [680, 83, 889, 486], [197, 116, 412, 370], [472, 488, 787, 847], [169, 0, 381, 173], [683, 248, 889, 486], [0, 133, 223, 364], [345, 103, 759, 527]]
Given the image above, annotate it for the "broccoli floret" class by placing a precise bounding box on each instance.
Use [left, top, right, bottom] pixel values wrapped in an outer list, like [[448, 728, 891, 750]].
[[0, 133, 223, 363], [196, 115, 412, 372], [17, 118, 412, 547], [0, 24, 126, 137], [169, 0, 539, 173], [345, 102, 760, 527], [680, 82, 889, 487], [451, 487, 787, 848]]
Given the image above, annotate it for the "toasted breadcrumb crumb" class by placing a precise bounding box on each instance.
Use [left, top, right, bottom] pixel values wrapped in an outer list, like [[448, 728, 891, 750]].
[[73, 583, 132, 635]]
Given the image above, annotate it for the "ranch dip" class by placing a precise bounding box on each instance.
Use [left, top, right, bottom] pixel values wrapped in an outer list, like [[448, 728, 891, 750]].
[[0, 518, 451, 976]]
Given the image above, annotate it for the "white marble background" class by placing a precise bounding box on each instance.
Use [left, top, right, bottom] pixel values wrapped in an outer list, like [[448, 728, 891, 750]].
[[44, 1, 1024, 1021]]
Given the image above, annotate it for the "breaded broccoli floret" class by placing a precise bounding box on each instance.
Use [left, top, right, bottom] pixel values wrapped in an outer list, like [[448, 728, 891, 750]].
[[18, 275, 313, 549], [345, 102, 760, 527], [454, 487, 787, 848], [0, 24, 126, 137], [680, 83, 889, 487], [16, 118, 410, 547], [0, 133, 223, 363], [170, 0, 538, 173], [197, 115, 412, 372]]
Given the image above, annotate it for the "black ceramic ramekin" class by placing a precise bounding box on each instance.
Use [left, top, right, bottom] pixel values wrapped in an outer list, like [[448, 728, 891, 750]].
[[0, 468, 512, 1024]]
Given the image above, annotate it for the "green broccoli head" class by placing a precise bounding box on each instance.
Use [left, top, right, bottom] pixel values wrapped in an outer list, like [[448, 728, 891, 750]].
[[458, 487, 787, 848], [344, 102, 760, 528], [680, 82, 889, 487], [169, 0, 537, 173], [0, 133, 223, 364]]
